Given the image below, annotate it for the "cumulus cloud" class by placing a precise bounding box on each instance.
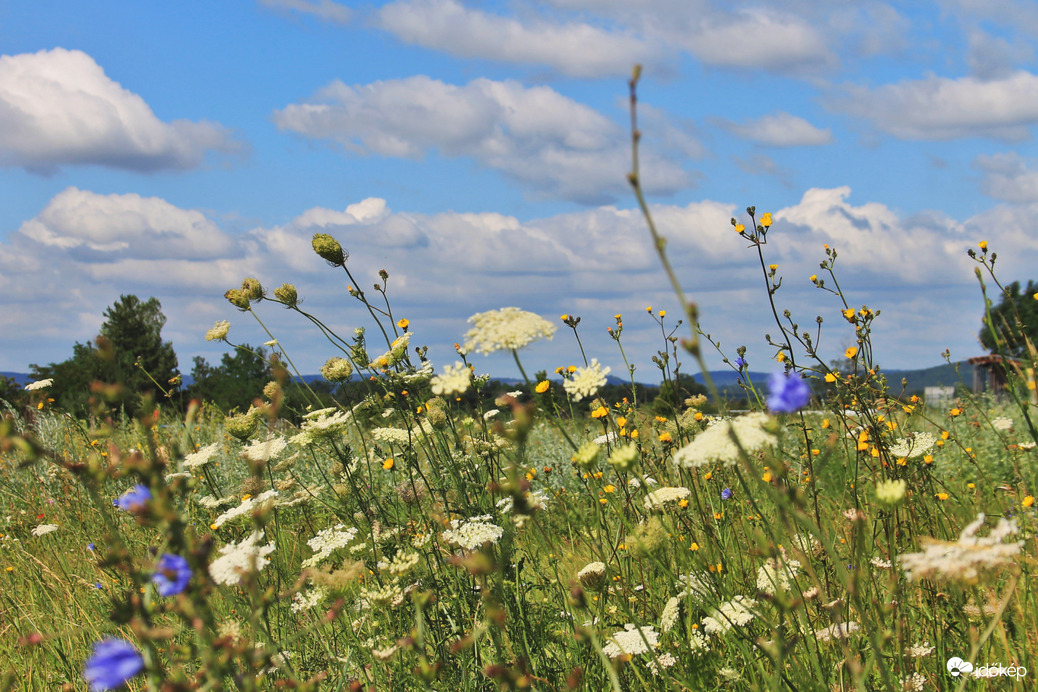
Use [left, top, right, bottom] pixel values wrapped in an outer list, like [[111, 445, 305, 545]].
[[828, 70, 1038, 141], [3, 185, 1030, 376], [974, 152, 1038, 203], [376, 0, 658, 78], [272, 76, 692, 203], [0, 48, 237, 173], [258, 0, 351, 24], [717, 112, 833, 147]]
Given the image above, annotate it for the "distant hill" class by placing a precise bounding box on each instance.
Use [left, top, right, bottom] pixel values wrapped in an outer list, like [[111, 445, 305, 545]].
[[0, 361, 982, 396]]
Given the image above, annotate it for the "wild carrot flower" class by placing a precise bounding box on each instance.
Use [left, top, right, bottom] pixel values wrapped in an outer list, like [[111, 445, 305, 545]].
[[462, 307, 555, 354], [563, 359, 610, 401], [766, 372, 810, 413], [321, 357, 354, 382], [643, 487, 690, 510], [153, 554, 192, 597], [814, 621, 860, 642], [83, 639, 144, 691], [205, 320, 230, 341], [184, 442, 220, 469], [24, 378, 53, 391], [899, 513, 1023, 584], [209, 531, 277, 586], [672, 413, 777, 468], [31, 524, 58, 536], [889, 432, 936, 458], [442, 515, 504, 550], [431, 362, 472, 396], [577, 561, 607, 589], [602, 624, 658, 658], [703, 596, 757, 635]]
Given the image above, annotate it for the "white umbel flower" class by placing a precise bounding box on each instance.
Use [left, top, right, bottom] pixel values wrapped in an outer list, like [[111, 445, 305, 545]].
[[210, 531, 276, 586], [672, 413, 777, 468], [462, 307, 556, 355], [563, 359, 610, 402]]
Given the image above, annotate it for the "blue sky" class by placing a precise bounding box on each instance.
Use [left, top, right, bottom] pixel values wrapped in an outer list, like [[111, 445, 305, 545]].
[[2, 0, 1038, 382]]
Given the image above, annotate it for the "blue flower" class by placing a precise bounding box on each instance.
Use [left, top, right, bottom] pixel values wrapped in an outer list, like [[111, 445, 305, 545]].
[[766, 371, 810, 413], [721, 488, 733, 501], [112, 485, 151, 512], [152, 553, 192, 597], [87, 543, 95, 551], [83, 638, 144, 691], [735, 357, 746, 369]]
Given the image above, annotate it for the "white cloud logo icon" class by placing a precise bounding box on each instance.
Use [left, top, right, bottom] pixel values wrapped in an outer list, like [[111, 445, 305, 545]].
[[947, 657, 974, 677]]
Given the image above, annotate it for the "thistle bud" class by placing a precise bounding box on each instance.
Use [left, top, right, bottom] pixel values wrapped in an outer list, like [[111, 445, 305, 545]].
[[312, 233, 346, 266], [273, 283, 298, 307]]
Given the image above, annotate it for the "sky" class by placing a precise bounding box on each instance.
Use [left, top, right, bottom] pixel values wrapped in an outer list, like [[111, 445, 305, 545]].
[[2, 0, 1038, 383]]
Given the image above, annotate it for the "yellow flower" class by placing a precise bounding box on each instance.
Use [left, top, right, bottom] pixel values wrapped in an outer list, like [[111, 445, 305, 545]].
[[658, 432, 672, 442], [560, 314, 569, 321], [821, 418, 830, 429], [842, 308, 855, 320], [591, 406, 608, 419], [655, 416, 667, 423], [397, 318, 409, 329], [923, 455, 933, 465], [645, 306, 652, 313], [614, 314, 622, 320], [630, 429, 638, 439], [825, 373, 837, 383], [658, 309, 666, 317], [978, 241, 988, 250], [809, 274, 817, 282], [950, 408, 962, 417], [776, 352, 786, 363], [383, 458, 394, 470], [1023, 495, 1035, 508], [689, 542, 699, 551], [935, 492, 949, 501], [693, 411, 704, 421], [616, 416, 627, 427], [760, 212, 773, 227], [735, 223, 745, 233], [599, 498, 608, 505], [714, 512, 722, 520], [703, 471, 713, 480], [769, 263, 778, 271], [567, 365, 577, 373], [603, 485, 615, 493], [762, 471, 773, 482], [967, 483, 975, 490], [535, 380, 550, 394], [845, 346, 858, 359], [678, 499, 688, 508], [941, 430, 950, 439]]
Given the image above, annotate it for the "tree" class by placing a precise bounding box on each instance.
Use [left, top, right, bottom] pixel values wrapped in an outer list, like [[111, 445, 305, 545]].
[[189, 345, 270, 413], [979, 280, 1038, 358], [31, 295, 179, 415]]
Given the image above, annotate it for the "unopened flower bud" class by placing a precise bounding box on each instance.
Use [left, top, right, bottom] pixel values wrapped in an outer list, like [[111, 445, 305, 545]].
[[321, 357, 354, 383], [241, 277, 263, 301], [224, 410, 259, 440], [312, 233, 346, 266], [224, 289, 251, 311], [273, 283, 298, 307]]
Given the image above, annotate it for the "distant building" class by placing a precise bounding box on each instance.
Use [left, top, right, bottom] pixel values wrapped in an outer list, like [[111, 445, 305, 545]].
[[967, 354, 1019, 395], [924, 386, 955, 408]]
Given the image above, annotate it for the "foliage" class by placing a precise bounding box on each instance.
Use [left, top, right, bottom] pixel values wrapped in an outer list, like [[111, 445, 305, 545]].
[[978, 279, 1038, 358], [188, 345, 270, 413]]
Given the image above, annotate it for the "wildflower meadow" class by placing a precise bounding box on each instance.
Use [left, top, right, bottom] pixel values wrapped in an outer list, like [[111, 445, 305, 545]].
[[0, 71, 1035, 691]]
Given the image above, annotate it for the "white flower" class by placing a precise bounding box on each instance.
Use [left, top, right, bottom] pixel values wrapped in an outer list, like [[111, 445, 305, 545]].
[[992, 416, 1014, 431], [602, 623, 658, 658], [205, 320, 230, 341], [24, 379, 53, 391], [462, 307, 556, 355], [442, 515, 504, 550], [660, 596, 681, 632], [888, 432, 937, 458], [430, 361, 472, 396], [592, 431, 617, 445], [875, 479, 907, 505], [31, 523, 58, 536], [577, 561, 607, 589], [689, 629, 710, 654], [303, 524, 359, 567], [183, 442, 220, 469], [907, 641, 935, 658], [899, 672, 926, 690], [672, 413, 777, 468], [755, 556, 801, 594], [899, 513, 1023, 583], [241, 436, 287, 463], [703, 595, 757, 635], [370, 427, 411, 446], [212, 490, 278, 528], [563, 359, 611, 402], [643, 486, 690, 510], [646, 652, 676, 676], [814, 621, 859, 642], [209, 531, 276, 586], [290, 585, 328, 613]]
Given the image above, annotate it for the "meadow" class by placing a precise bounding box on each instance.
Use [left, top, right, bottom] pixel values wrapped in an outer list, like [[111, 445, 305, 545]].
[[0, 74, 1035, 691]]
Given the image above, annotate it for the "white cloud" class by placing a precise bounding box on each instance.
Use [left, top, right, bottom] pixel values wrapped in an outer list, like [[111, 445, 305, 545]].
[[0, 48, 237, 173], [829, 70, 1038, 140], [718, 112, 833, 147], [3, 185, 1032, 376], [258, 0, 351, 24], [974, 152, 1038, 203], [272, 76, 692, 203], [376, 0, 658, 78]]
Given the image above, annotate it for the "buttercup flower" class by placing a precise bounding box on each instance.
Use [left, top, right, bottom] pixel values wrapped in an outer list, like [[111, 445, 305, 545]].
[[153, 554, 192, 596], [83, 639, 144, 691]]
